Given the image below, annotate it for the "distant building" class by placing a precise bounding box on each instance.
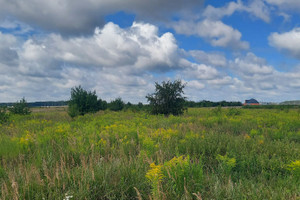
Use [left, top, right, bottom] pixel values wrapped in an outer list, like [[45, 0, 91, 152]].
[[244, 98, 259, 106]]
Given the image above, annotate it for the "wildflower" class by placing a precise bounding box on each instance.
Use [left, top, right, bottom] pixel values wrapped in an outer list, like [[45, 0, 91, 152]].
[[287, 160, 300, 171], [146, 163, 164, 200], [244, 134, 251, 140], [145, 163, 164, 182], [287, 160, 300, 177]]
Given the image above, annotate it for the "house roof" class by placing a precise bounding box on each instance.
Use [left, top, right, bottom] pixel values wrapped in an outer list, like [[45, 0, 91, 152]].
[[245, 98, 259, 104]]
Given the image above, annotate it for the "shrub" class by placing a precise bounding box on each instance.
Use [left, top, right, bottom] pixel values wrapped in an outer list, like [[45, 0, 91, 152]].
[[68, 103, 80, 118], [68, 85, 106, 117], [109, 97, 125, 111], [97, 99, 108, 111], [9, 98, 31, 115], [227, 108, 241, 116], [146, 80, 186, 116]]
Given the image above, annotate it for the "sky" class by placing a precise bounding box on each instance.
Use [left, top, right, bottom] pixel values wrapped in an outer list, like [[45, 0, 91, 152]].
[[0, 0, 300, 103]]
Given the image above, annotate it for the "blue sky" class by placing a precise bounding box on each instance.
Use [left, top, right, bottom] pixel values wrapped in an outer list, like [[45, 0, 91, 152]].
[[0, 0, 300, 103]]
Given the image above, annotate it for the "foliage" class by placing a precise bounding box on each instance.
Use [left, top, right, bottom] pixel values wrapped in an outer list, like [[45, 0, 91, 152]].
[[109, 97, 125, 111], [9, 98, 31, 115], [186, 100, 242, 107], [0, 106, 10, 124], [68, 85, 106, 117], [146, 80, 186, 116], [67, 103, 80, 118], [97, 99, 108, 110], [0, 108, 299, 199], [227, 108, 242, 116], [216, 154, 236, 175], [286, 160, 300, 178]]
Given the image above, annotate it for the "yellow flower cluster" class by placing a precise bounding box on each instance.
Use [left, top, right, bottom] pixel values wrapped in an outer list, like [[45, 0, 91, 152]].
[[145, 162, 164, 182], [19, 131, 34, 147], [152, 128, 178, 140], [216, 154, 236, 169], [287, 160, 300, 171], [164, 155, 189, 169]]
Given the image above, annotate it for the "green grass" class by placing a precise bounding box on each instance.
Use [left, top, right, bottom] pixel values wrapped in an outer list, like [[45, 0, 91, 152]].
[[0, 108, 299, 199]]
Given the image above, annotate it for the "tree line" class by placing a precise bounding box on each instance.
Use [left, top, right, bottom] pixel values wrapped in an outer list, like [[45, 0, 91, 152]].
[[185, 100, 242, 108], [1, 80, 245, 121]]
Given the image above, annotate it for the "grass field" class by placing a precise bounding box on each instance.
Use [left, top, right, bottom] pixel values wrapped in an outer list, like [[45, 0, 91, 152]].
[[0, 107, 299, 199]]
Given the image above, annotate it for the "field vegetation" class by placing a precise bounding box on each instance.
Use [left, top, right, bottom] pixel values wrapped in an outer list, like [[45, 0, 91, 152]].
[[0, 107, 299, 199]]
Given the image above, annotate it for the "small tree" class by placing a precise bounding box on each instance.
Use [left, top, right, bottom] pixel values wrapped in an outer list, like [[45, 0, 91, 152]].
[[97, 99, 108, 111], [109, 97, 125, 111], [146, 80, 186, 116], [9, 98, 31, 115], [68, 85, 106, 117]]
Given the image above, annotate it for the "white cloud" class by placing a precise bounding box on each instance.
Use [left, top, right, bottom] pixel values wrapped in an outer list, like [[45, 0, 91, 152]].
[[207, 76, 233, 86], [187, 80, 205, 90], [0, 22, 188, 102], [189, 50, 227, 67], [265, 0, 300, 10], [232, 52, 274, 76], [172, 19, 249, 50], [269, 28, 300, 59], [203, 0, 270, 23], [0, 19, 34, 35]]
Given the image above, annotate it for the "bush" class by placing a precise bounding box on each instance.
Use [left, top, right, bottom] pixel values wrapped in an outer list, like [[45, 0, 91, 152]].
[[97, 99, 108, 111], [109, 97, 125, 111], [0, 106, 10, 124], [227, 108, 242, 116], [68, 104, 80, 118], [9, 98, 31, 115], [146, 80, 186, 116], [68, 85, 106, 117]]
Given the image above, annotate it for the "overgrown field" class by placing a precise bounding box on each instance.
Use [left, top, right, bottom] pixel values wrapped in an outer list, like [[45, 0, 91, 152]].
[[0, 108, 299, 199]]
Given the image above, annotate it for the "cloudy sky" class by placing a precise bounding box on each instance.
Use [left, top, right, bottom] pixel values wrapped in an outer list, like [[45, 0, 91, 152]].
[[1, 0, 300, 103]]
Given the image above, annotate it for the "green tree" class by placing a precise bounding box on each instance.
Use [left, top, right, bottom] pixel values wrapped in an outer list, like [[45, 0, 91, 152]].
[[109, 97, 125, 111], [9, 98, 31, 115], [68, 85, 106, 117], [97, 99, 108, 111], [146, 80, 186, 116]]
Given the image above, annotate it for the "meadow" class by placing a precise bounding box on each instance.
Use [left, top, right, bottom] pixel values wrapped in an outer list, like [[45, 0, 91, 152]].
[[0, 107, 299, 199]]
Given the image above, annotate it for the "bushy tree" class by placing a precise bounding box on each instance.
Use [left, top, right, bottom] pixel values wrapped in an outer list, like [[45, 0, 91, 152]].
[[9, 98, 31, 115], [97, 99, 108, 111], [68, 85, 106, 117], [109, 97, 125, 111], [146, 80, 186, 116]]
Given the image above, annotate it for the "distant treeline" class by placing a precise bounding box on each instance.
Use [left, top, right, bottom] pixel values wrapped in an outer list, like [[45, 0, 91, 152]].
[[1, 100, 244, 108], [185, 100, 242, 107], [0, 101, 68, 107], [243, 105, 300, 109], [5, 100, 299, 109]]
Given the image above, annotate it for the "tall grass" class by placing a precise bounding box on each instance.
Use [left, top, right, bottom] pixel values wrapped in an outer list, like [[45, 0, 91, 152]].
[[0, 108, 299, 199]]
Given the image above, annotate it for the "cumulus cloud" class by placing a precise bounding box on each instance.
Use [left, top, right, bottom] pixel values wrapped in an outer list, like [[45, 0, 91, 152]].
[[231, 52, 274, 76], [269, 28, 300, 59], [172, 19, 249, 50], [0, 32, 19, 66], [265, 0, 300, 11], [0, 21, 202, 102], [189, 50, 227, 67], [16, 22, 182, 75], [203, 0, 270, 23], [0, 0, 203, 35]]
